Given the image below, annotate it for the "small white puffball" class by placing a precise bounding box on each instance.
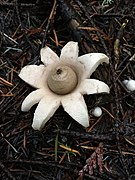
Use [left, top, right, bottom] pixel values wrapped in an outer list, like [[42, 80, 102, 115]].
[[92, 107, 102, 117], [123, 79, 135, 91]]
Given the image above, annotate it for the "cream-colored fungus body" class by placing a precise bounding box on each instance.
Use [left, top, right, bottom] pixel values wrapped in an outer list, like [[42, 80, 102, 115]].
[[19, 41, 110, 130]]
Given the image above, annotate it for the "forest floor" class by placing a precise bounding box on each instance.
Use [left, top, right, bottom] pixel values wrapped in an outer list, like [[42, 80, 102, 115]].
[[0, 0, 135, 179]]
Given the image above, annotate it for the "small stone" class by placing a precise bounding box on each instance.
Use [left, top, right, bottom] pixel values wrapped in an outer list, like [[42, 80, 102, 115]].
[[123, 79, 135, 91], [93, 107, 102, 117]]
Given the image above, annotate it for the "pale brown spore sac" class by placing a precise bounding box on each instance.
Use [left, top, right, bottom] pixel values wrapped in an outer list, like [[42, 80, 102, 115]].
[[47, 65, 78, 95]]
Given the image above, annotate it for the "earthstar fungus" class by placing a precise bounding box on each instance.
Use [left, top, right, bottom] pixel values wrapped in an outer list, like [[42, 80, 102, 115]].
[[19, 41, 110, 130]]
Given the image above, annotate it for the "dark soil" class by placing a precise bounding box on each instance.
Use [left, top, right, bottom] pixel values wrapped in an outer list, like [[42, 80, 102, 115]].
[[0, 0, 135, 179]]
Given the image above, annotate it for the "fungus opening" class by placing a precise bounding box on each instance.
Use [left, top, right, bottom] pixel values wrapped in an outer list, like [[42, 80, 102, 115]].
[[56, 68, 63, 75]]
